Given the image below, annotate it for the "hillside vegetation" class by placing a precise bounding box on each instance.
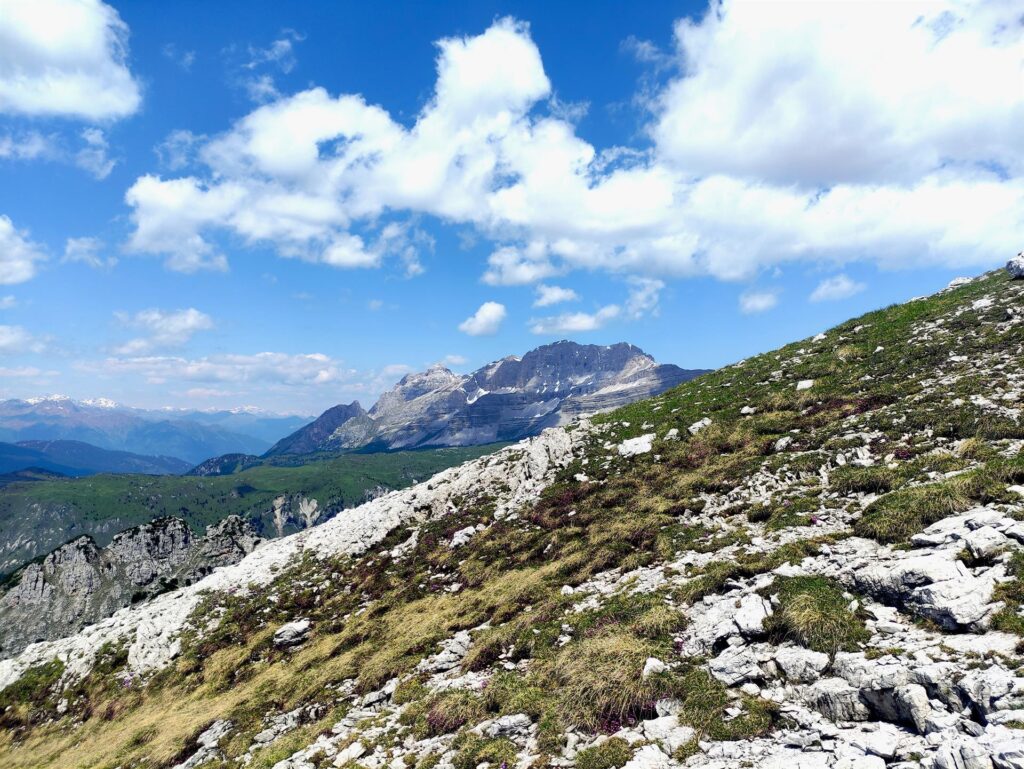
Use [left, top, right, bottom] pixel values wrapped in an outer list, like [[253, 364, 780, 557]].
[[0, 445, 503, 575], [2, 270, 1024, 768]]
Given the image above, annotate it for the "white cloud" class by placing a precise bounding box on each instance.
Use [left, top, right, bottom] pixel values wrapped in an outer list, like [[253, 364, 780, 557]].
[[810, 274, 866, 303], [321, 233, 379, 268], [483, 244, 558, 286], [739, 291, 778, 314], [458, 301, 506, 336], [0, 295, 16, 309], [244, 73, 281, 104], [246, 30, 304, 73], [124, 8, 1024, 283], [0, 131, 53, 160], [0, 324, 41, 354], [113, 307, 213, 354], [0, 215, 45, 284], [654, 1, 1024, 187], [94, 351, 344, 387], [161, 43, 195, 71], [155, 129, 202, 171], [625, 277, 664, 319], [0, 364, 51, 377], [64, 236, 115, 269], [0, 0, 141, 120], [530, 305, 620, 335], [74, 127, 115, 179], [533, 284, 580, 307], [440, 354, 467, 367]]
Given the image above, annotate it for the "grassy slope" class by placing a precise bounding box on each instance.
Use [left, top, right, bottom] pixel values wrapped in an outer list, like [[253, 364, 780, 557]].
[[0, 445, 504, 575], [3, 270, 1024, 767]]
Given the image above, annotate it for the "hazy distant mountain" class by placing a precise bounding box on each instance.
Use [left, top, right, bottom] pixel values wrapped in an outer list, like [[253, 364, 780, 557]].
[[0, 439, 191, 477], [0, 397, 311, 465], [267, 341, 707, 456]]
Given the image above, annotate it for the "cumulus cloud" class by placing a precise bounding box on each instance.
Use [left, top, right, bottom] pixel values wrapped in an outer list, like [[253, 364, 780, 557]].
[[483, 244, 558, 286], [530, 305, 620, 335], [113, 307, 213, 354], [810, 274, 866, 303], [458, 301, 506, 336], [64, 236, 115, 269], [124, 7, 1024, 283], [654, 1, 1024, 187], [0, 0, 141, 120], [0, 215, 45, 284], [739, 291, 778, 315], [533, 284, 580, 307]]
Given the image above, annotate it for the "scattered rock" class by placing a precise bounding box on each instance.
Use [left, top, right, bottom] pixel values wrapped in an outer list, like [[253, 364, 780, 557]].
[[688, 417, 712, 435], [618, 433, 655, 457], [274, 619, 312, 649], [642, 657, 668, 679]]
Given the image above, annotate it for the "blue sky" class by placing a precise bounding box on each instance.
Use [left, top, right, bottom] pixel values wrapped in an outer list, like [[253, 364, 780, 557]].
[[0, 0, 1021, 414]]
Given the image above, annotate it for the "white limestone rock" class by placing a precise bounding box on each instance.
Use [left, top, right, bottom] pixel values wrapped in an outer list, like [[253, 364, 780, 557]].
[[775, 646, 830, 684], [618, 433, 655, 457], [688, 417, 712, 436]]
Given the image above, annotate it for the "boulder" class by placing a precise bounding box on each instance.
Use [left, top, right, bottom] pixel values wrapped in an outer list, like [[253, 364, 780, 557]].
[[688, 417, 712, 436], [621, 744, 671, 769], [618, 434, 655, 457], [641, 716, 695, 753], [854, 552, 998, 630], [273, 619, 311, 649], [808, 678, 871, 722], [734, 593, 773, 637], [894, 684, 932, 734], [1007, 254, 1024, 280], [775, 646, 830, 683], [710, 645, 763, 686], [486, 713, 532, 737], [642, 657, 668, 679]]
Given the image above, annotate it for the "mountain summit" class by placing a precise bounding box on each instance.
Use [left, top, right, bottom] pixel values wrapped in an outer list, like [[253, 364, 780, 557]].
[[267, 341, 706, 455]]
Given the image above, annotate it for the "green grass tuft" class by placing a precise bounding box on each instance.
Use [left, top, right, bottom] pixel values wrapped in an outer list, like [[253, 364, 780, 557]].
[[763, 576, 868, 656]]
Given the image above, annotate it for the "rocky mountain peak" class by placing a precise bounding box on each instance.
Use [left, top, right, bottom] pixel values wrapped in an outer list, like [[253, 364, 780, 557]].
[[268, 341, 706, 455]]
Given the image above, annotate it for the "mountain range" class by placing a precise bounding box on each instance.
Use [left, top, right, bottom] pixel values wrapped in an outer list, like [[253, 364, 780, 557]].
[[0, 439, 190, 479], [267, 341, 706, 456], [0, 398, 311, 465]]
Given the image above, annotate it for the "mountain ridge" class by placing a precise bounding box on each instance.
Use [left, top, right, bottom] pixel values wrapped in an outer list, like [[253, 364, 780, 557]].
[[267, 340, 706, 456], [0, 398, 312, 465]]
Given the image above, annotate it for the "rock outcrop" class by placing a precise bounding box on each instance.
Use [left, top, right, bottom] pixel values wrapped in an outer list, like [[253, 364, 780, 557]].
[[0, 515, 261, 656], [1007, 253, 1024, 279]]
